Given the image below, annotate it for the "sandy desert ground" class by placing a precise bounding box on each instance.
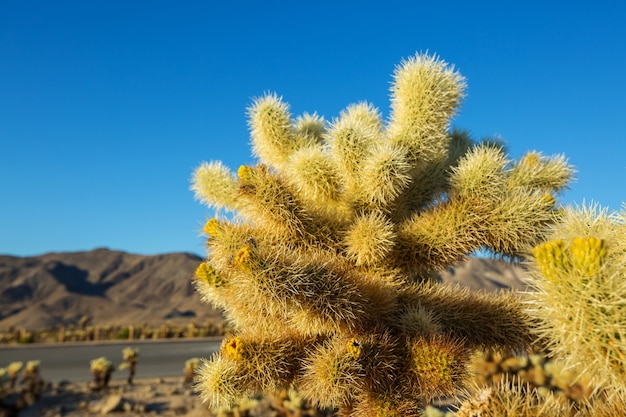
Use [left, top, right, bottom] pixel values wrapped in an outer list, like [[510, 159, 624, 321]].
[[4, 375, 334, 417]]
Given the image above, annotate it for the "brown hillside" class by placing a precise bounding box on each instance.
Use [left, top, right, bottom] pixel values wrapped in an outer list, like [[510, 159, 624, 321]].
[[438, 257, 530, 292], [0, 248, 223, 330], [0, 248, 529, 331]]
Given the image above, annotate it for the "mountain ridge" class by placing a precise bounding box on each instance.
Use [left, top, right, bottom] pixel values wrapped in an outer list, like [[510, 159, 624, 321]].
[[0, 248, 530, 331], [0, 248, 221, 330]]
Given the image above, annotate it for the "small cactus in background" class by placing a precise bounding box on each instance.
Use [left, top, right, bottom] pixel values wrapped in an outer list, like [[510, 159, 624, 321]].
[[6, 362, 22, 389], [468, 351, 594, 404], [183, 357, 201, 385], [191, 53, 573, 415], [18, 360, 44, 408], [119, 347, 139, 385], [90, 357, 114, 391], [22, 360, 40, 379]]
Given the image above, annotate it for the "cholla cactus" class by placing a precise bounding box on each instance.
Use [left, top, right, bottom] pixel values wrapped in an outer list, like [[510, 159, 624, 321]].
[[119, 347, 139, 385], [6, 361, 22, 389], [191, 53, 573, 415], [526, 204, 626, 400], [90, 357, 114, 391], [184, 357, 201, 384], [22, 360, 40, 378], [15, 359, 44, 409]]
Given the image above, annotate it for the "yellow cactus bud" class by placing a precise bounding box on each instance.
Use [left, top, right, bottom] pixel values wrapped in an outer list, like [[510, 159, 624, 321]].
[[346, 338, 362, 360], [203, 218, 223, 238], [541, 193, 556, 208], [533, 239, 566, 281], [196, 262, 222, 287], [237, 165, 255, 184], [570, 236, 605, 276], [222, 337, 244, 361], [195, 262, 208, 279], [233, 244, 256, 272]]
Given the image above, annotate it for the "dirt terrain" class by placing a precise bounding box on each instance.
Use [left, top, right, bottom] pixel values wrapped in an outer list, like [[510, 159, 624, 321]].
[[4, 375, 332, 417]]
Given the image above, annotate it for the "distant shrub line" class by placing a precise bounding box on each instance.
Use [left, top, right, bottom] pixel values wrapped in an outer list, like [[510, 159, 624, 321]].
[[0, 320, 227, 344]]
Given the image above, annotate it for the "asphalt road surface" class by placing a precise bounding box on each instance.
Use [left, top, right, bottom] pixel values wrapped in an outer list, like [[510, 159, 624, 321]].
[[0, 337, 223, 383]]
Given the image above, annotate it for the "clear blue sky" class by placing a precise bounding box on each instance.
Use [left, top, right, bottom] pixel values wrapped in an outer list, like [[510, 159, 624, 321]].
[[2, 1, 625, 257]]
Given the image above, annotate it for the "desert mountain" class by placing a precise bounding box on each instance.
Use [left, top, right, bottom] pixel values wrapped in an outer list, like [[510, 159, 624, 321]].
[[0, 248, 223, 330], [439, 256, 531, 292], [0, 248, 530, 331]]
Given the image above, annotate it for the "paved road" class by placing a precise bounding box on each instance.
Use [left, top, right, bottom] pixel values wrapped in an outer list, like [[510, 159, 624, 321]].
[[0, 338, 223, 383]]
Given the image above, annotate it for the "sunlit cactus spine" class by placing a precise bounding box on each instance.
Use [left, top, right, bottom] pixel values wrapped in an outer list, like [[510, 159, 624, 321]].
[[191, 52, 573, 415], [526, 204, 626, 401]]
